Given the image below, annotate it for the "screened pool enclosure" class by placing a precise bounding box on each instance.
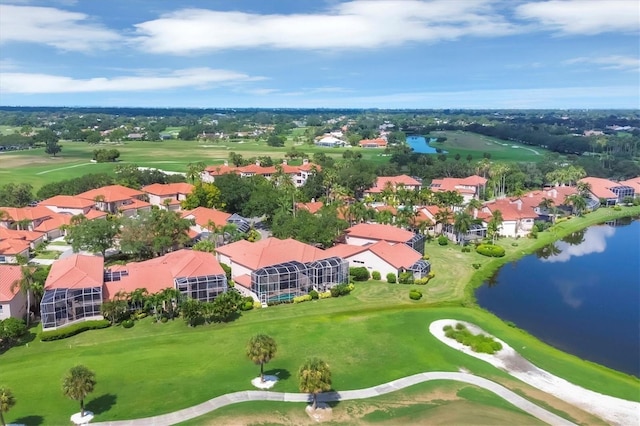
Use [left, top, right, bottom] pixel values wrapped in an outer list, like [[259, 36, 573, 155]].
[[251, 256, 349, 304], [175, 274, 228, 302], [41, 286, 103, 330]]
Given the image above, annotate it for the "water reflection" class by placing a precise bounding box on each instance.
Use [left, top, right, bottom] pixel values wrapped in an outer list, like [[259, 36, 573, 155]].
[[551, 276, 597, 309], [540, 225, 615, 263], [562, 229, 586, 246]]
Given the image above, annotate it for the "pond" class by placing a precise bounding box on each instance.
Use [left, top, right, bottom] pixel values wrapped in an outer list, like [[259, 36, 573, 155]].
[[406, 135, 443, 154], [476, 218, 640, 377]]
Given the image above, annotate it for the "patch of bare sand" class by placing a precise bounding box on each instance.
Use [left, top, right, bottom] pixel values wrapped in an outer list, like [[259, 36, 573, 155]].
[[305, 403, 333, 423], [430, 319, 640, 426]]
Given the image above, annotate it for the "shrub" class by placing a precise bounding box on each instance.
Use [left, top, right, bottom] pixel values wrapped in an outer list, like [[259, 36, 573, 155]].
[[386, 273, 396, 283], [40, 320, 110, 341], [476, 244, 506, 257], [529, 227, 538, 239], [349, 267, 370, 281], [0, 317, 27, 345], [309, 289, 319, 300], [472, 263, 481, 269], [398, 271, 414, 284], [428, 271, 435, 279], [409, 289, 422, 300], [511, 243, 518, 247], [371, 271, 381, 280], [613, 205, 622, 211], [253, 301, 263, 309], [122, 319, 134, 329], [422, 254, 430, 260], [318, 291, 332, 299], [160, 317, 169, 323], [240, 300, 254, 311], [437, 235, 448, 246], [461, 246, 472, 252], [414, 277, 429, 285], [330, 283, 353, 297], [441, 322, 503, 354], [293, 295, 312, 304]]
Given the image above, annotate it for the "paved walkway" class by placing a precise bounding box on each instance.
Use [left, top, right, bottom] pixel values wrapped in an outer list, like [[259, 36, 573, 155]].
[[93, 371, 575, 426]]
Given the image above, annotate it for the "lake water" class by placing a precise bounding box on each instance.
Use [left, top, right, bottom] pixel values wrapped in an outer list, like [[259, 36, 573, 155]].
[[476, 219, 640, 376], [406, 136, 441, 154]]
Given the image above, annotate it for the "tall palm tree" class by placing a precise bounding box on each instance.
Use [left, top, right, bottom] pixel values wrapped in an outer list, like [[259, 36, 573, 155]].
[[453, 211, 473, 245], [298, 357, 332, 411], [576, 181, 592, 197], [465, 198, 483, 217], [186, 162, 206, 184], [246, 334, 278, 383], [488, 210, 503, 244], [433, 209, 452, 236], [564, 194, 587, 216], [0, 387, 16, 426], [10, 265, 35, 327], [538, 197, 556, 223], [62, 366, 96, 418]]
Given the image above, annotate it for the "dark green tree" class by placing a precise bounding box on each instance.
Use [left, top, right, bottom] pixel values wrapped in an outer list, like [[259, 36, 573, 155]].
[[62, 365, 96, 418], [246, 334, 277, 382]]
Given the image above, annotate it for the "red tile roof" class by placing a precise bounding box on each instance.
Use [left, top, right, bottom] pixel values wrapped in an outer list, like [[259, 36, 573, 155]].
[[620, 177, 640, 194], [0, 228, 45, 243], [323, 244, 368, 259], [358, 138, 387, 147], [77, 185, 144, 203], [430, 175, 487, 194], [45, 254, 104, 290], [0, 206, 53, 222], [0, 265, 22, 301], [83, 209, 108, 220], [366, 175, 422, 194], [296, 201, 324, 214], [117, 198, 151, 211], [482, 199, 537, 221], [34, 213, 73, 232], [142, 183, 194, 196], [233, 274, 252, 290], [204, 161, 320, 178], [0, 238, 30, 256], [345, 223, 415, 243], [182, 207, 231, 228], [579, 177, 624, 199], [103, 250, 225, 299], [216, 237, 328, 270], [367, 240, 421, 269], [39, 195, 95, 209]]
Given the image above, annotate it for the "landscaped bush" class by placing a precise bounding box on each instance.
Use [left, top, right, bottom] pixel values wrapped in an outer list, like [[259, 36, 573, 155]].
[[309, 289, 319, 300], [398, 272, 414, 284], [253, 301, 263, 309], [472, 263, 481, 269], [40, 320, 111, 341], [240, 300, 254, 311], [529, 227, 538, 239], [428, 271, 435, 279], [330, 283, 354, 297], [476, 244, 506, 257], [349, 267, 370, 281], [409, 289, 422, 300], [160, 317, 169, 323], [122, 319, 134, 329], [437, 235, 448, 245], [318, 291, 332, 299], [442, 323, 503, 354], [413, 277, 429, 285], [371, 271, 381, 280], [613, 205, 622, 211], [461, 246, 472, 252], [422, 254, 430, 260], [386, 273, 396, 283], [293, 294, 312, 304]]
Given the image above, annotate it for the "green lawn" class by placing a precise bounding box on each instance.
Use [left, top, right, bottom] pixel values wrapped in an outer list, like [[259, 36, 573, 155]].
[[179, 381, 551, 426], [33, 250, 61, 260], [428, 130, 553, 162]]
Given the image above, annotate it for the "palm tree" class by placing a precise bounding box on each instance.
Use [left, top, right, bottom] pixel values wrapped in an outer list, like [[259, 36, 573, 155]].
[[433, 209, 452, 236], [10, 265, 35, 327], [453, 211, 473, 245], [186, 162, 206, 184], [465, 198, 483, 217], [375, 209, 394, 225], [488, 210, 503, 244], [298, 357, 332, 411], [564, 194, 587, 216], [246, 334, 277, 383], [0, 387, 16, 426], [538, 197, 556, 222], [62, 365, 96, 418], [576, 181, 592, 197]]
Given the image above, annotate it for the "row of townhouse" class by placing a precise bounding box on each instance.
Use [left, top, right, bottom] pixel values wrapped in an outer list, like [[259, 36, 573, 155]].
[[363, 174, 488, 202], [201, 159, 320, 187]]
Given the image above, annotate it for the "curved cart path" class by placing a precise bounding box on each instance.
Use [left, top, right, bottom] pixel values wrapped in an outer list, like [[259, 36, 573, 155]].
[[430, 319, 640, 426], [93, 371, 574, 426]]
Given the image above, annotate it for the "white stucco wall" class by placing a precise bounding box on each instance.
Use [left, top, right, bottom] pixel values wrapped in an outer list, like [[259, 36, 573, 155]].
[[43, 205, 87, 216], [343, 250, 397, 278], [0, 292, 26, 320]]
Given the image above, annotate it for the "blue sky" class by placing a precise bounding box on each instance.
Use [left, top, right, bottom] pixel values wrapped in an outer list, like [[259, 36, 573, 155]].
[[0, 0, 638, 109]]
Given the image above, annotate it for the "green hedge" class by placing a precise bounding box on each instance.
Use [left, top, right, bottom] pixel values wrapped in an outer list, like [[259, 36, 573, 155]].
[[476, 244, 506, 257], [40, 319, 111, 341], [349, 267, 370, 281]]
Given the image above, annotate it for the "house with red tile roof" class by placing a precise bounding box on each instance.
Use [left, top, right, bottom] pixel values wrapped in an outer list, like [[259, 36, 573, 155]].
[[344, 223, 425, 254], [39, 195, 97, 216], [33, 212, 74, 240], [41, 250, 229, 330], [481, 198, 538, 238], [215, 237, 348, 304], [579, 177, 636, 205], [0, 265, 27, 320], [364, 175, 422, 196], [295, 201, 324, 214], [202, 159, 320, 188], [76, 185, 151, 216], [141, 182, 194, 211], [103, 250, 227, 303], [325, 240, 429, 280], [619, 177, 640, 198], [41, 254, 105, 330], [358, 138, 387, 148], [429, 175, 488, 202], [0, 237, 30, 264], [0, 206, 55, 231]]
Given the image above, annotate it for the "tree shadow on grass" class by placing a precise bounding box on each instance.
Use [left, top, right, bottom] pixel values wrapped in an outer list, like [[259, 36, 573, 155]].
[[86, 393, 117, 415], [264, 368, 291, 381], [11, 415, 44, 425]]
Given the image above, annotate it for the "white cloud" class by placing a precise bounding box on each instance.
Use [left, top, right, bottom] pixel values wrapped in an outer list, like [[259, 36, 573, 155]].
[[541, 226, 615, 263], [133, 0, 517, 54], [0, 4, 121, 51], [516, 0, 640, 35], [0, 68, 264, 94], [564, 55, 640, 71]]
